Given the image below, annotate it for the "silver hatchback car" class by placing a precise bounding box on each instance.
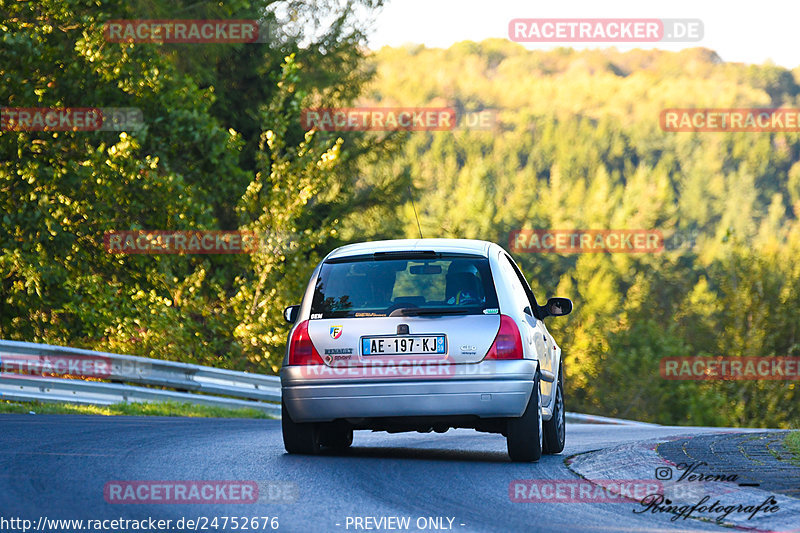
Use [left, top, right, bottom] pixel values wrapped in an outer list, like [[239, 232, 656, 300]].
[[280, 239, 572, 461]]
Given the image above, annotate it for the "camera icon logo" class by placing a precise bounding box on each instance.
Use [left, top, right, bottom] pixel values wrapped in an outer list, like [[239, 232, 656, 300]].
[[655, 466, 673, 480]]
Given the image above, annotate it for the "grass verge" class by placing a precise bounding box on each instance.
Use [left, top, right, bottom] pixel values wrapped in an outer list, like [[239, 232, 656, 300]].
[[0, 400, 273, 418], [784, 430, 800, 465]]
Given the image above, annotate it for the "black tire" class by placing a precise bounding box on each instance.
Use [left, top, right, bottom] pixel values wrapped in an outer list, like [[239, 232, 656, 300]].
[[507, 371, 543, 462], [543, 365, 565, 454], [281, 400, 320, 454], [319, 425, 353, 450]]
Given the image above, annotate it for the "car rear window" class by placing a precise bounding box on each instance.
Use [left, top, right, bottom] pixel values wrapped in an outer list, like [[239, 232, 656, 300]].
[[310, 254, 499, 318]]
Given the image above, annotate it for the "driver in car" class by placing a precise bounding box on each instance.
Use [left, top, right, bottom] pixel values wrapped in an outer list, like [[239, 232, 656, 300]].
[[445, 263, 483, 305]]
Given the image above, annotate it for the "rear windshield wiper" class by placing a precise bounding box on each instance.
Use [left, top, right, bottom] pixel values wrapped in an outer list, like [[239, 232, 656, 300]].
[[389, 307, 472, 316]]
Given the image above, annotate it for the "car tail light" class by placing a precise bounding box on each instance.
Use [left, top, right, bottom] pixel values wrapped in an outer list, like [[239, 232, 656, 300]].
[[288, 320, 324, 365], [483, 315, 524, 360]]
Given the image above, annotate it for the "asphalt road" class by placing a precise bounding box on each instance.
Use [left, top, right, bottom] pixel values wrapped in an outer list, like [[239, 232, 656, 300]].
[[0, 415, 777, 532]]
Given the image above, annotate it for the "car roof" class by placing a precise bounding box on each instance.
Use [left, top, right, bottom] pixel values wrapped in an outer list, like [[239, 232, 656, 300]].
[[325, 239, 497, 260]]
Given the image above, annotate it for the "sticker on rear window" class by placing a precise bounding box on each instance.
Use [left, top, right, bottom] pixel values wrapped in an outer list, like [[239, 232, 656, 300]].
[[483, 308, 499, 314]]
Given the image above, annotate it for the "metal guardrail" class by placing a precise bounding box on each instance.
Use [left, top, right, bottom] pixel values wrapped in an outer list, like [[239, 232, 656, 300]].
[[0, 340, 280, 416], [565, 412, 660, 427], [0, 340, 658, 426]]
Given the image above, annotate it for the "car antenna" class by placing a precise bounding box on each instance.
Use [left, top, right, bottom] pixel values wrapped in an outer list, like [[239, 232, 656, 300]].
[[408, 183, 423, 239]]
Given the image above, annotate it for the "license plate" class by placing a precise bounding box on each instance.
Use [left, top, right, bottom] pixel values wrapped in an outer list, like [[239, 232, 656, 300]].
[[362, 335, 446, 356]]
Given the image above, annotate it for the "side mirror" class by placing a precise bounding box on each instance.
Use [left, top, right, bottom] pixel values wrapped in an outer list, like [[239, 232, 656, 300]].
[[540, 297, 572, 318], [283, 305, 300, 324]]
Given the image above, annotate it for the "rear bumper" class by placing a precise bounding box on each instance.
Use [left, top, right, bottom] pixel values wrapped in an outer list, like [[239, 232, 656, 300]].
[[280, 360, 536, 423]]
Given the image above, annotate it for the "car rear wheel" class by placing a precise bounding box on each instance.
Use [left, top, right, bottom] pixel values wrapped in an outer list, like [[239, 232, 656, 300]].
[[543, 365, 565, 454], [506, 371, 543, 462], [282, 400, 320, 454]]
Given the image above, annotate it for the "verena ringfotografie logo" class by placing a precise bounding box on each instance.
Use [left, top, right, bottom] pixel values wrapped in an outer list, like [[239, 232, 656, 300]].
[[103, 231, 259, 254], [660, 357, 800, 380], [510, 480, 663, 503], [508, 19, 703, 43], [1, 108, 144, 132], [509, 230, 664, 254], [661, 108, 800, 132], [104, 20, 259, 43], [0, 353, 112, 379], [634, 493, 780, 524]]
